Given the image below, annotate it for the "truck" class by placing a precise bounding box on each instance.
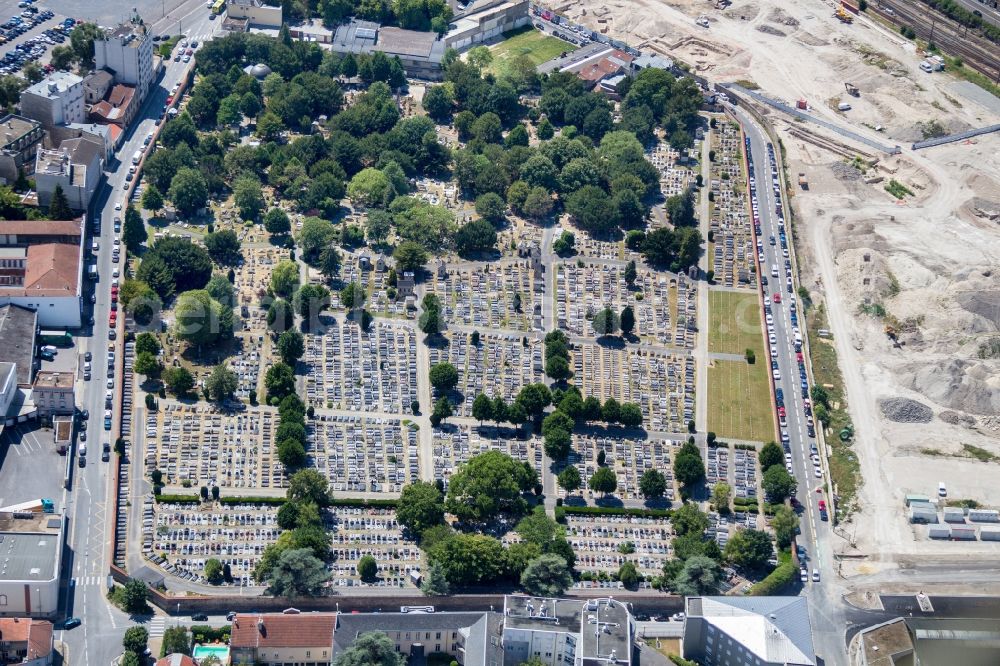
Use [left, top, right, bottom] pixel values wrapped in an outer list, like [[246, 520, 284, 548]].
[[0, 498, 54, 514], [131, 150, 142, 165]]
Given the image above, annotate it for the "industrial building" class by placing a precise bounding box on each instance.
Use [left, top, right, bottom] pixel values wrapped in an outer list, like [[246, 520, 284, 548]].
[[226, 0, 282, 28], [311, 20, 447, 80], [0, 511, 65, 618], [682, 596, 816, 666], [444, 0, 531, 51], [0, 219, 85, 328]]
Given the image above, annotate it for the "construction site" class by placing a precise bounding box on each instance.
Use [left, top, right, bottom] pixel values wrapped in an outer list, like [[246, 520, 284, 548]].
[[551, 0, 1000, 570]]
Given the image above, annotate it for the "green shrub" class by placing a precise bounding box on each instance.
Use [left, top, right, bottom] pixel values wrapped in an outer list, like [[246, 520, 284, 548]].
[[564, 506, 672, 519], [154, 494, 200, 504], [750, 560, 797, 595]]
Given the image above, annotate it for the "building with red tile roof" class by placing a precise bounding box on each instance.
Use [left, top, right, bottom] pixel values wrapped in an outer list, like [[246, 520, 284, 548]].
[[0, 617, 54, 665], [155, 654, 197, 666], [230, 613, 337, 666]]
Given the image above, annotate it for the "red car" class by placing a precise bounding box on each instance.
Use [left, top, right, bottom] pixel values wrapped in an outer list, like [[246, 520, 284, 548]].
[[818, 499, 826, 511], [109, 312, 117, 326], [796, 352, 804, 363], [772, 293, 782, 303], [777, 406, 786, 418]]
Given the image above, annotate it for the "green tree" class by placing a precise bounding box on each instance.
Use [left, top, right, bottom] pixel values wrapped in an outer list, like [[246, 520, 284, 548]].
[[515, 383, 552, 421], [174, 290, 232, 348], [445, 450, 534, 521], [168, 168, 208, 215], [542, 410, 574, 460], [771, 505, 800, 548], [264, 208, 291, 235], [639, 469, 666, 499], [135, 332, 161, 357], [120, 578, 149, 614], [762, 465, 797, 502], [287, 468, 331, 506], [430, 396, 453, 427], [592, 307, 620, 337], [618, 402, 642, 427], [418, 293, 442, 336], [277, 329, 305, 366], [206, 364, 238, 402], [141, 186, 164, 215], [471, 393, 493, 424], [296, 217, 335, 264], [358, 554, 378, 582], [455, 218, 499, 256], [163, 367, 195, 396], [340, 281, 366, 310], [397, 481, 445, 536], [566, 185, 617, 236], [711, 482, 732, 512], [134, 351, 161, 377], [233, 175, 265, 220], [427, 533, 507, 585], [333, 632, 405, 666], [204, 558, 224, 584], [545, 355, 571, 381], [467, 45, 493, 71], [348, 167, 393, 207], [558, 465, 581, 493], [520, 554, 573, 596], [674, 447, 706, 490], [393, 240, 429, 273], [620, 305, 636, 337], [618, 561, 640, 589], [671, 555, 722, 595], [588, 467, 618, 496], [204, 229, 242, 265], [122, 205, 147, 253], [267, 298, 294, 333], [277, 438, 307, 468], [429, 362, 459, 393], [551, 229, 575, 255], [267, 548, 329, 597], [47, 184, 73, 219], [758, 442, 783, 471], [294, 284, 330, 324], [420, 561, 451, 596], [422, 84, 454, 121], [265, 362, 296, 402], [318, 246, 342, 280], [724, 528, 773, 570], [672, 502, 709, 537], [270, 260, 300, 297], [160, 626, 191, 657], [122, 626, 149, 655], [474, 192, 507, 226], [666, 188, 696, 227]]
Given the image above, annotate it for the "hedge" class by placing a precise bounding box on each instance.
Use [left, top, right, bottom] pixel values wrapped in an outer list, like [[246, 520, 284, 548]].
[[563, 506, 672, 519], [154, 494, 200, 504], [669, 656, 700, 666], [749, 560, 797, 595], [191, 625, 231, 643], [220, 495, 287, 506]]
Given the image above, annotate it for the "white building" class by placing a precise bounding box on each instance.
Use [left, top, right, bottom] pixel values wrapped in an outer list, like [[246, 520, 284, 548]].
[[34, 138, 103, 211], [0, 220, 84, 329], [445, 0, 530, 51], [0, 512, 64, 618], [18, 72, 85, 130], [682, 596, 817, 666], [94, 21, 154, 104]]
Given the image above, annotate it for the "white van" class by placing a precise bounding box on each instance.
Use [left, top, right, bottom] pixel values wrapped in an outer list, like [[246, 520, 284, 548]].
[[938, 482, 947, 497], [79, 443, 87, 457], [771, 264, 779, 278]]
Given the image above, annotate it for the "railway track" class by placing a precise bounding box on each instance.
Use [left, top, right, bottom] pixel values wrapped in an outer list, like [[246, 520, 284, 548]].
[[869, 0, 1000, 81]]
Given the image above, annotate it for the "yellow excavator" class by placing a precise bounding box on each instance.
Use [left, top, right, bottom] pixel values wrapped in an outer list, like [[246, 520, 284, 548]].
[[835, 6, 854, 23]]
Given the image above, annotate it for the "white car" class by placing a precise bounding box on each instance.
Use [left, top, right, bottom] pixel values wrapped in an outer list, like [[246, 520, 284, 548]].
[[765, 314, 773, 326], [769, 333, 777, 345], [107, 378, 115, 389], [113, 267, 120, 278], [113, 237, 120, 246], [772, 369, 781, 380], [115, 201, 122, 211], [770, 345, 778, 357], [814, 467, 822, 478]]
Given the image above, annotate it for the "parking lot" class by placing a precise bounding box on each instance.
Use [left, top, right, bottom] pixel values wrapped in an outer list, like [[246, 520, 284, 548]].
[[0, 422, 66, 507], [427, 331, 544, 418], [0, 3, 71, 77]]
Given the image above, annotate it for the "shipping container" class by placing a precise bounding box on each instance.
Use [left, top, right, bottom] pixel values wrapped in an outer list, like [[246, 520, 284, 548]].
[[927, 525, 951, 539], [943, 508, 966, 523], [980, 527, 1000, 542], [968, 509, 999, 523], [950, 525, 977, 541], [905, 494, 931, 506], [910, 507, 937, 524]]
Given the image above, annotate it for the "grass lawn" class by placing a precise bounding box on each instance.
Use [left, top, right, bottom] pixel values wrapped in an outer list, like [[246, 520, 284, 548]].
[[487, 26, 575, 80], [708, 359, 774, 442], [708, 290, 764, 357]]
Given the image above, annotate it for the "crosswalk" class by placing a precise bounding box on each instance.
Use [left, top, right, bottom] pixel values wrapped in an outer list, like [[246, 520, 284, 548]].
[[149, 617, 166, 638], [71, 576, 105, 587]]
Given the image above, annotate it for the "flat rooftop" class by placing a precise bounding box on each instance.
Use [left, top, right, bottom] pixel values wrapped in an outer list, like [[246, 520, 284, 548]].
[[24, 72, 83, 100], [32, 371, 73, 389], [0, 513, 62, 582], [577, 598, 631, 664], [0, 305, 36, 385], [504, 596, 583, 634], [0, 115, 40, 148]]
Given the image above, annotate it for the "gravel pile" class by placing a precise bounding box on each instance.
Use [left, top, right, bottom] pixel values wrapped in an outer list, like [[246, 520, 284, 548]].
[[939, 410, 976, 427], [757, 24, 787, 36], [879, 398, 933, 423], [829, 162, 862, 181]]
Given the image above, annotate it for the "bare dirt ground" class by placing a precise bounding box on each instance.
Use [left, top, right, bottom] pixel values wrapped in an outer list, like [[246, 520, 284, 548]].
[[556, 0, 1000, 565]]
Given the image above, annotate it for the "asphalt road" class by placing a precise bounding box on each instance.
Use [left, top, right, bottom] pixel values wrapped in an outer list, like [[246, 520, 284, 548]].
[[56, 4, 217, 663], [735, 108, 847, 666]]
